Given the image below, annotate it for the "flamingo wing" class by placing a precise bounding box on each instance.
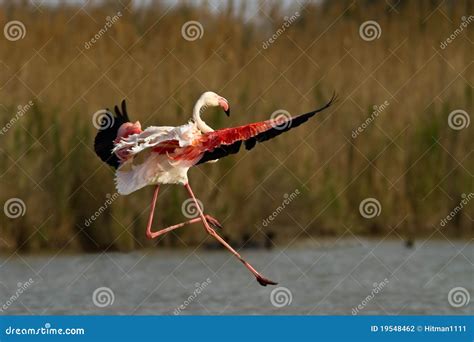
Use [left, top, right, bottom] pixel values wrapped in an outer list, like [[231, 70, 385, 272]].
[[94, 100, 130, 168], [194, 93, 336, 165], [112, 123, 198, 160]]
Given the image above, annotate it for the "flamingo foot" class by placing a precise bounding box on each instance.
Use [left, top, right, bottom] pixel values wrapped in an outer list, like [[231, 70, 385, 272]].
[[205, 215, 223, 230], [255, 274, 278, 286]]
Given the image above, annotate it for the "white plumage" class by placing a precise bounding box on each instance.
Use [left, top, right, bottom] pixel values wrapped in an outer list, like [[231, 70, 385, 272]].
[[112, 92, 223, 195]]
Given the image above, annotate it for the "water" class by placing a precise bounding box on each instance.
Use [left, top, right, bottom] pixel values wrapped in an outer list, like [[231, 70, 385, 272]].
[[0, 239, 472, 315]]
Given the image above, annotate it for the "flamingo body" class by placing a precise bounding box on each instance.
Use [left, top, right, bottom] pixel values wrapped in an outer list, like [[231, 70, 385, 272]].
[[113, 123, 202, 194]]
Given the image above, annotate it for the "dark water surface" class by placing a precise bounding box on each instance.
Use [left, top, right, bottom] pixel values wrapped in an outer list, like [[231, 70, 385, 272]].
[[0, 239, 472, 315]]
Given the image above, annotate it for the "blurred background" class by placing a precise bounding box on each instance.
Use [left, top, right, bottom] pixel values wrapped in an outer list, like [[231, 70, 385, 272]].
[[0, 0, 471, 252], [0, 0, 472, 315]]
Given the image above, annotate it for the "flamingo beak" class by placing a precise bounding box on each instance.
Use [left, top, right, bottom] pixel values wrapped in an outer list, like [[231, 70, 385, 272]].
[[218, 97, 230, 116]]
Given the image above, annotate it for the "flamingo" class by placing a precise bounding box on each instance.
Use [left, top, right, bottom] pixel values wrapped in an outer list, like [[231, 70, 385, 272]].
[[94, 91, 335, 286]]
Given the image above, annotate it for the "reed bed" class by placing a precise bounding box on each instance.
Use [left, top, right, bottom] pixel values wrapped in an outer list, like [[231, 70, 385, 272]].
[[0, 0, 472, 252]]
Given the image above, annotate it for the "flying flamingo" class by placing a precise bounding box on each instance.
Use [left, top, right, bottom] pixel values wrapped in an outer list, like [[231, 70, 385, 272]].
[[94, 91, 335, 286]]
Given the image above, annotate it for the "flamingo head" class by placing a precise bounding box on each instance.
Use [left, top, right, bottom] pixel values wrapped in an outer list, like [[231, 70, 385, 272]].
[[200, 91, 230, 116], [116, 121, 142, 141]]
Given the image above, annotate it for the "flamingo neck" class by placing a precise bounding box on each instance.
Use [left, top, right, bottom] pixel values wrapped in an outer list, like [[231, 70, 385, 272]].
[[192, 98, 214, 133]]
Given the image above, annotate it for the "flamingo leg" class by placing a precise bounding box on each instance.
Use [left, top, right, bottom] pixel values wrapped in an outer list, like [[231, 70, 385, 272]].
[[184, 183, 277, 286], [146, 185, 222, 239]]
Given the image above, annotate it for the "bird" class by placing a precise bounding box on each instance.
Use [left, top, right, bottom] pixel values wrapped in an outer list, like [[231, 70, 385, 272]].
[[94, 91, 335, 286]]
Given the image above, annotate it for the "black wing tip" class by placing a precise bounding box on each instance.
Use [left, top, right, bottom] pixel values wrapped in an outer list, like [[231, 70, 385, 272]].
[[113, 99, 129, 121], [328, 91, 338, 106], [121, 99, 129, 122], [94, 99, 131, 169], [313, 91, 337, 114]]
